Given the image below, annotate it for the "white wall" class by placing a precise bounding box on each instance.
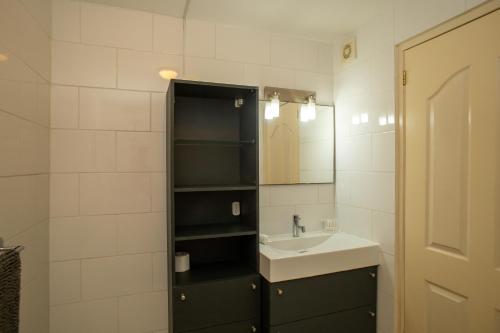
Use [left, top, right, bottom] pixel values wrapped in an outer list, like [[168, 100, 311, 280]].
[[0, 0, 51, 332], [333, 1, 488, 333], [49, 1, 335, 332]]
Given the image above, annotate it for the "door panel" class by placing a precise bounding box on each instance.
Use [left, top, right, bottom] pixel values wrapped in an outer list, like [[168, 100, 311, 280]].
[[427, 68, 470, 257], [426, 282, 468, 333], [404, 9, 500, 333]]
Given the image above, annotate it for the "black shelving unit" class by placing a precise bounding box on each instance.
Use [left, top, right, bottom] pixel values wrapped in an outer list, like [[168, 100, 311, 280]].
[[167, 80, 260, 333]]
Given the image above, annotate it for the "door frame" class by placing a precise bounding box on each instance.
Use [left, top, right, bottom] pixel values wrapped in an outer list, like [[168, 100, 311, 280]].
[[395, 1, 500, 332]]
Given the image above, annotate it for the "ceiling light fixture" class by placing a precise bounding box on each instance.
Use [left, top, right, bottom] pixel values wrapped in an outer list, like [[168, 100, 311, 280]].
[[158, 69, 178, 80]]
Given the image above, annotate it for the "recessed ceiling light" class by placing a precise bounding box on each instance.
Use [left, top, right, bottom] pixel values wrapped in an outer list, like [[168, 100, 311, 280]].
[[158, 69, 178, 80], [0, 53, 9, 62]]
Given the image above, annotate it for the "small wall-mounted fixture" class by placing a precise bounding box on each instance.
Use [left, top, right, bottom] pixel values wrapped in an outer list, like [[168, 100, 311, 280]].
[[342, 39, 357, 62], [0, 53, 9, 62], [158, 68, 178, 80], [264, 91, 280, 120], [300, 95, 316, 122], [235, 98, 245, 108]]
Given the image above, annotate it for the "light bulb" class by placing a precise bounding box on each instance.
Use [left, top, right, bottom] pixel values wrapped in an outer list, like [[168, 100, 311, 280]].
[[306, 96, 316, 120], [158, 69, 178, 80], [264, 102, 274, 120], [270, 93, 280, 119], [300, 104, 310, 122]]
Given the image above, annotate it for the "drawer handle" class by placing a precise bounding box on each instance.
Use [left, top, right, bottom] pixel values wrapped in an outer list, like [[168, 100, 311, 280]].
[[180, 293, 186, 301], [369, 272, 376, 278], [277, 288, 284, 296], [251, 325, 257, 332], [369, 311, 376, 317], [251, 283, 257, 290]]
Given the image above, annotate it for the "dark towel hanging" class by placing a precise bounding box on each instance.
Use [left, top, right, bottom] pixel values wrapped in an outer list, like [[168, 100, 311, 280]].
[[0, 249, 21, 333]]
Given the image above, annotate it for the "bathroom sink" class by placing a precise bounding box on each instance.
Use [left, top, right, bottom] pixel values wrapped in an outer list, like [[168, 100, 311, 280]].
[[265, 234, 330, 251], [260, 232, 380, 282]]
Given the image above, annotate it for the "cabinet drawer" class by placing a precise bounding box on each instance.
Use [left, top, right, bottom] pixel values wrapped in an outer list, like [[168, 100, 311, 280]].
[[174, 275, 260, 332], [263, 266, 377, 326], [182, 319, 259, 333], [268, 305, 376, 333]]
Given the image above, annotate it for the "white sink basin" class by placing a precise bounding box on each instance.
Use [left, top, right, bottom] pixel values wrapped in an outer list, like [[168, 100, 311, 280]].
[[265, 234, 331, 251], [260, 232, 380, 282]]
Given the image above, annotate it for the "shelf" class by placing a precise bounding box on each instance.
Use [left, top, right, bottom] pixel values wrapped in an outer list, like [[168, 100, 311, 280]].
[[174, 185, 257, 192], [175, 139, 255, 146], [175, 223, 256, 241], [175, 262, 258, 286]]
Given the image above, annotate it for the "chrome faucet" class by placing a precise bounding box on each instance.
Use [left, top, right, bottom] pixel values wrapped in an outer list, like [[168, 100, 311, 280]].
[[292, 214, 306, 237]]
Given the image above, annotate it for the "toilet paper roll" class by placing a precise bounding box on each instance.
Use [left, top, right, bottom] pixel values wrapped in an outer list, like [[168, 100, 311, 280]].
[[175, 252, 190, 273]]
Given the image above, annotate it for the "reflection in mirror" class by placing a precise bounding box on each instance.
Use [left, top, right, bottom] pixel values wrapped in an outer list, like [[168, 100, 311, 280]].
[[259, 102, 335, 185]]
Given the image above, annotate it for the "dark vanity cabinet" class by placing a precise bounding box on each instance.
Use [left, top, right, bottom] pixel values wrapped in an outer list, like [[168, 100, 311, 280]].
[[166, 80, 260, 333], [262, 266, 378, 333]]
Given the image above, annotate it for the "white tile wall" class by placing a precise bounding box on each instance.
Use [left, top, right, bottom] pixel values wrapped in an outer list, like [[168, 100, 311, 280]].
[[79, 87, 150, 131], [0, 2, 50, 331], [153, 15, 183, 55], [185, 56, 245, 85], [50, 173, 79, 217], [116, 132, 165, 172], [81, 254, 152, 299], [52, 0, 81, 42], [50, 261, 81, 305], [51, 85, 79, 128], [50, 298, 118, 333], [117, 49, 183, 91], [118, 291, 168, 333], [79, 173, 152, 215], [81, 2, 153, 50], [51, 129, 116, 172], [216, 25, 270, 65], [259, 184, 335, 235], [52, 41, 117, 87]]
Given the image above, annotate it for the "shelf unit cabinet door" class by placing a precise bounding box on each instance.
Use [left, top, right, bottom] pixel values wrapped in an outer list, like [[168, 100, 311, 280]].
[[182, 319, 259, 333], [267, 306, 376, 333], [173, 275, 260, 332], [264, 266, 377, 326]]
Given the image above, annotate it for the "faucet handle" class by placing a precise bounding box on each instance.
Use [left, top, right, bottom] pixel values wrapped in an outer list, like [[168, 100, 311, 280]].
[[293, 214, 301, 222]]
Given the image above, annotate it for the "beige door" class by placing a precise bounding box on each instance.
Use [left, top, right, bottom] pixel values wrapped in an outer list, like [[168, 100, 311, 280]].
[[403, 9, 500, 333]]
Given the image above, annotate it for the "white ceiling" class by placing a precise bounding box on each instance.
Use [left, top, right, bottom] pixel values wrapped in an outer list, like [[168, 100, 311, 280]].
[[186, 0, 393, 42]]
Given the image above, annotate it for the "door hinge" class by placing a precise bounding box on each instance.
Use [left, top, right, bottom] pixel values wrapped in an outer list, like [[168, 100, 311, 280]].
[[402, 70, 407, 86]]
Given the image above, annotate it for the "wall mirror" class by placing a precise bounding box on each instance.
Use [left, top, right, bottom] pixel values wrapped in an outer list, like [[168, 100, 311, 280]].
[[258, 91, 335, 185]]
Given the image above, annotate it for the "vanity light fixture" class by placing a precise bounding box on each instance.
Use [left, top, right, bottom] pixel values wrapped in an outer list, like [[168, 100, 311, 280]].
[[300, 95, 316, 122], [265, 92, 280, 120], [158, 68, 178, 80], [0, 53, 9, 62], [360, 113, 369, 124]]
